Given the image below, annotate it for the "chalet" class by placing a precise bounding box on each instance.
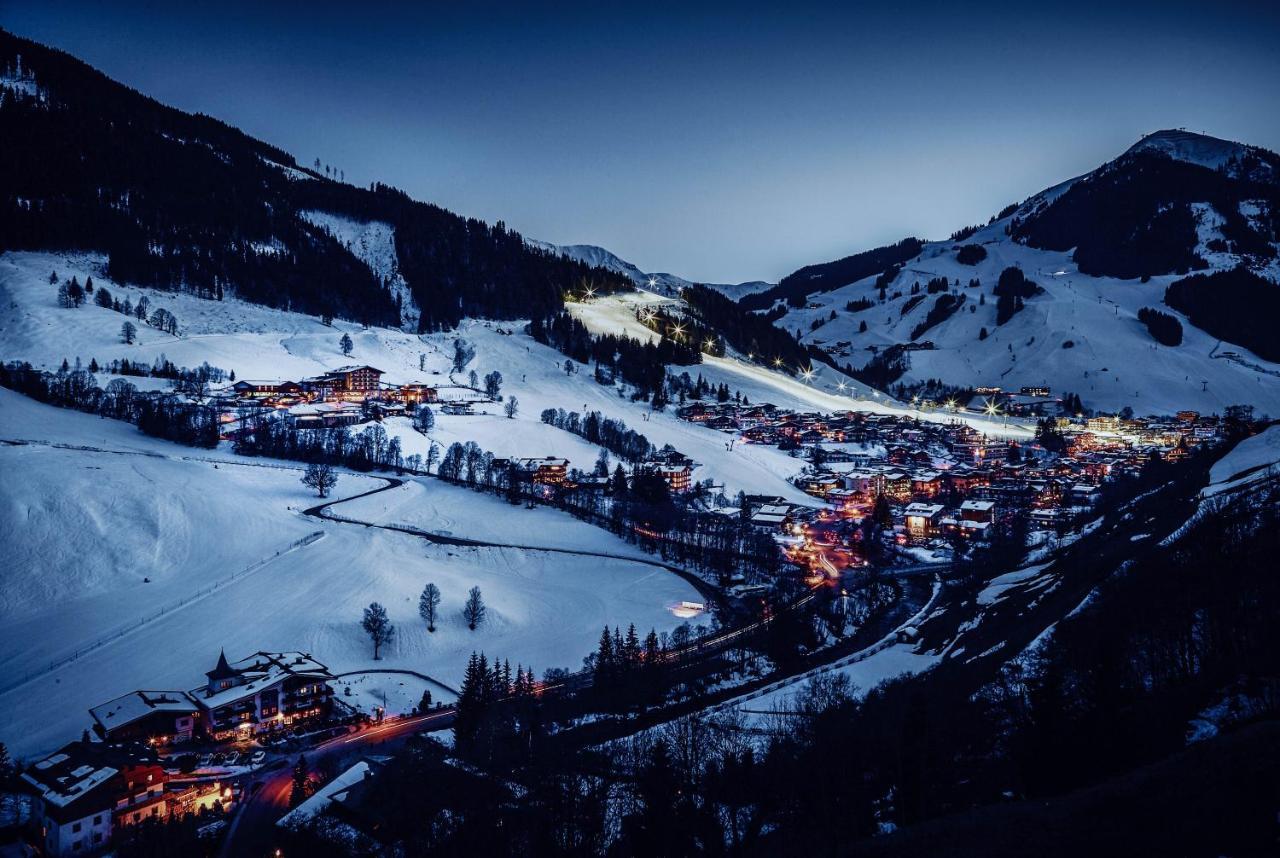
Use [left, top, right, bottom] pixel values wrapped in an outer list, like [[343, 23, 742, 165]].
[[90, 690, 201, 746], [911, 471, 942, 498], [288, 401, 364, 429], [317, 365, 384, 400], [643, 461, 694, 493], [440, 402, 476, 416], [398, 383, 439, 404], [841, 471, 883, 496], [231, 379, 301, 399], [750, 504, 792, 532], [1070, 484, 1101, 506], [23, 742, 170, 856], [903, 502, 946, 539], [194, 650, 335, 739], [882, 471, 912, 501], [512, 457, 570, 486], [954, 499, 995, 538]]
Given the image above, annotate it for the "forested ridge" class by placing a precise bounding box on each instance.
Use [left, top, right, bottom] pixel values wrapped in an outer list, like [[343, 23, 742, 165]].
[[0, 29, 633, 331]]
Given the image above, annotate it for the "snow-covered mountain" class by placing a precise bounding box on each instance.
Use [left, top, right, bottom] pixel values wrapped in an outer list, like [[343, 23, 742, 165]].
[[772, 130, 1280, 416], [528, 239, 773, 300]]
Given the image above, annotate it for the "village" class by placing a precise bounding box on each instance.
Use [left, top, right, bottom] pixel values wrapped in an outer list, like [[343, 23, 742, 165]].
[[9, 357, 1235, 855], [678, 391, 1226, 575]]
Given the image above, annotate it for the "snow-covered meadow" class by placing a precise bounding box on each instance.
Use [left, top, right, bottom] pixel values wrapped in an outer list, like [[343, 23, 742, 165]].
[[0, 389, 703, 758]]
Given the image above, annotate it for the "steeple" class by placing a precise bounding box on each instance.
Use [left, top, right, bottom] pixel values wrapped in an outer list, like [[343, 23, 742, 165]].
[[205, 649, 239, 681]]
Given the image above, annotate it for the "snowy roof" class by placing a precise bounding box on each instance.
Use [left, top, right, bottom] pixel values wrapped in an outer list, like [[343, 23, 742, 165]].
[[904, 503, 945, 517], [21, 742, 155, 814], [196, 651, 333, 708], [960, 500, 995, 512], [277, 760, 372, 827], [90, 690, 198, 732], [328, 365, 383, 375]]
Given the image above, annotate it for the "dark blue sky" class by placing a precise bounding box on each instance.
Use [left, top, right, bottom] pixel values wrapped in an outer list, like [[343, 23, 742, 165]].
[[7, 1, 1280, 282]]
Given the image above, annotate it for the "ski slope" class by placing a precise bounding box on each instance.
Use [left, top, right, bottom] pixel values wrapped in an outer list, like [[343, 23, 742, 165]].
[[568, 288, 1033, 439]]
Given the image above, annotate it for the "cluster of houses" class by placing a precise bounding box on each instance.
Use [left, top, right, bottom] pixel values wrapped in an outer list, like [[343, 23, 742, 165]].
[[494, 448, 697, 496], [17, 651, 340, 854], [682, 402, 1223, 545], [204, 364, 500, 435]]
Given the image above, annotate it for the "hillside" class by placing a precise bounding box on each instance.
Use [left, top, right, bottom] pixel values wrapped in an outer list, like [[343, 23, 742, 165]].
[[528, 239, 774, 300], [769, 130, 1280, 415], [0, 29, 633, 333]]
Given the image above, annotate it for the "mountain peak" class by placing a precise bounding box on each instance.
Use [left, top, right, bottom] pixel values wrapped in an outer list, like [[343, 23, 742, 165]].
[[1124, 129, 1247, 170]]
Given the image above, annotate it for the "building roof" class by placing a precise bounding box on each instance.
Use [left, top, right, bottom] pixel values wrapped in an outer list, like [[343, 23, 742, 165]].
[[196, 651, 333, 709], [960, 500, 995, 512], [22, 741, 157, 820], [277, 758, 386, 827], [904, 503, 946, 517], [90, 690, 198, 733], [328, 365, 384, 375], [205, 649, 241, 681]]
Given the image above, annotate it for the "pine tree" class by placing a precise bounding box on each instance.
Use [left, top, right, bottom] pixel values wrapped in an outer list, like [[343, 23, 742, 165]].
[[594, 626, 615, 685], [339, 332, 353, 355], [289, 755, 309, 807]]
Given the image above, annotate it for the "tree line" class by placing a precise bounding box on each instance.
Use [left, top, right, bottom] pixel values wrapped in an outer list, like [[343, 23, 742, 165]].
[[0, 361, 219, 447]]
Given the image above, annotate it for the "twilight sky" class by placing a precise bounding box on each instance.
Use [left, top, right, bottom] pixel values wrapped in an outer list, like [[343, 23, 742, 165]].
[[6, 1, 1280, 283]]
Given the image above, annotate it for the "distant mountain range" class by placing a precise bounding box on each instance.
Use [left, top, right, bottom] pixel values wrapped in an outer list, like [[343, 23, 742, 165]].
[[525, 240, 773, 301]]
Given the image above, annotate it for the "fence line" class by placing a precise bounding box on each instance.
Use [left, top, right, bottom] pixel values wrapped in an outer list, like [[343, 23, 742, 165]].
[[0, 531, 325, 697]]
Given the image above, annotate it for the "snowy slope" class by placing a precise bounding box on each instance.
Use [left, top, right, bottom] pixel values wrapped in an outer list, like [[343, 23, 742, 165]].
[[299, 210, 420, 330], [568, 288, 1034, 440], [0, 388, 703, 758], [528, 240, 773, 300], [0, 250, 830, 500], [1124, 128, 1254, 172], [772, 132, 1280, 416]]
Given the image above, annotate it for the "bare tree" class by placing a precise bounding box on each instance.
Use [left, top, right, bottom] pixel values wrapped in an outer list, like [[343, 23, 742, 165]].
[[121, 321, 137, 344], [419, 583, 441, 632], [301, 462, 338, 498], [462, 586, 486, 631], [505, 396, 519, 419], [361, 602, 395, 660]]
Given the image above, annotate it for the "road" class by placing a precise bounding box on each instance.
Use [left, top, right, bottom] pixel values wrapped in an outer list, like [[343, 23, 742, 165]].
[[220, 708, 455, 857]]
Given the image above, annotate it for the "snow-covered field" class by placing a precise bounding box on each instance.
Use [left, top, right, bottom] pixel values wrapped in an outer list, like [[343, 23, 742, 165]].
[[0, 389, 703, 759]]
